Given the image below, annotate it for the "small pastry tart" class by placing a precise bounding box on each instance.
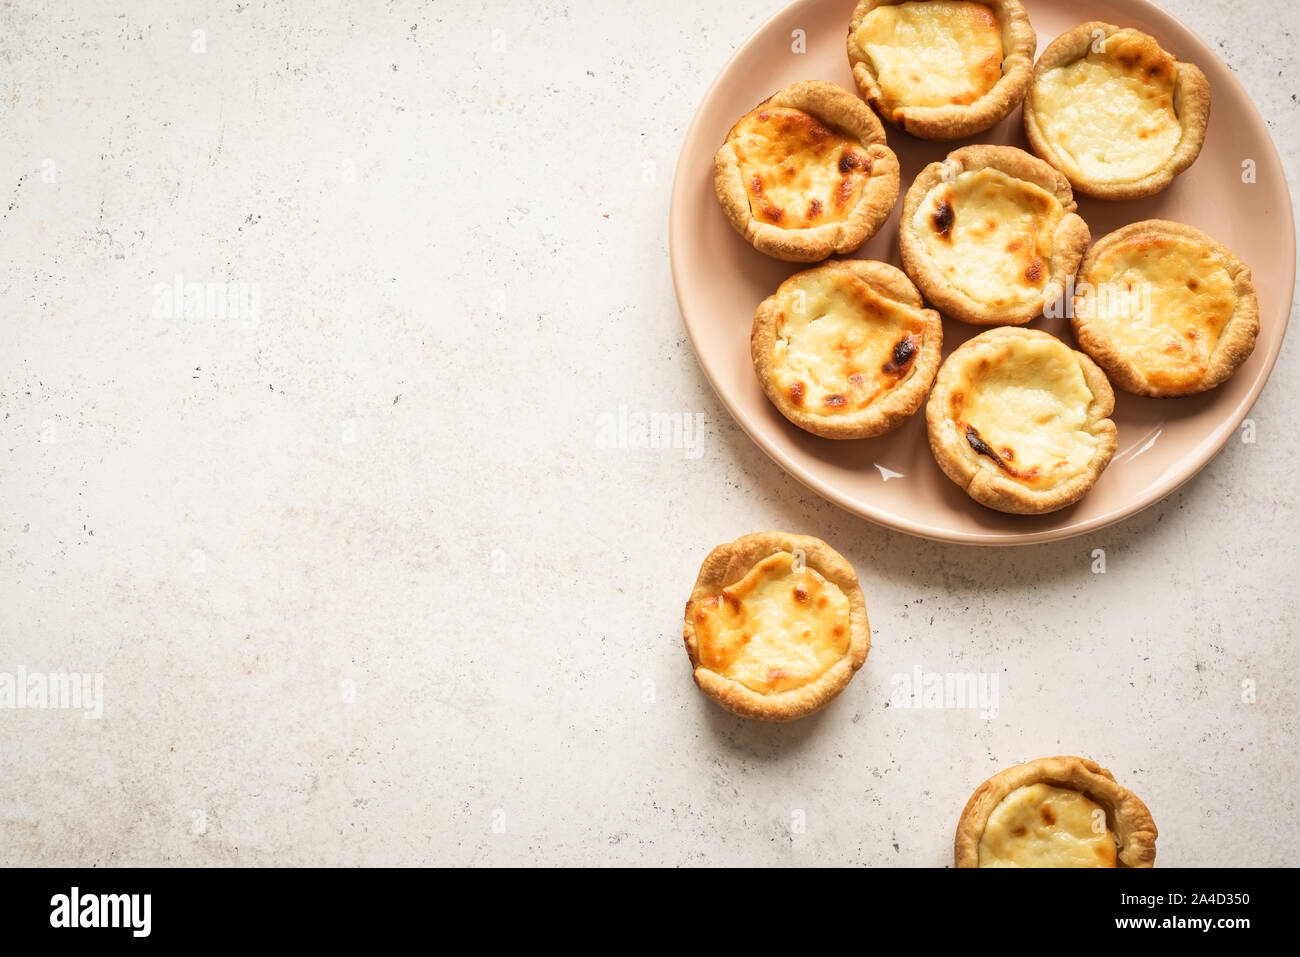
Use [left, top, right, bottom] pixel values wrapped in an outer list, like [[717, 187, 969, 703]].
[[1023, 22, 1210, 200], [900, 145, 1089, 326], [926, 327, 1117, 514], [1072, 220, 1259, 397], [713, 81, 901, 262], [683, 532, 870, 722], [955, 756, 1158, 868], [750, 260, 943, 439], [846, 0, 1036, 140]]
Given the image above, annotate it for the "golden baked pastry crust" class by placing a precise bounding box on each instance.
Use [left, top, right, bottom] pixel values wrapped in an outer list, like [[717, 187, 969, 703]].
[[750, 260, 943, 439], [900, 145, 1089, 326], [846, 0, 1036, 141], [683, 532, 870, 722], [1023, 22, 1210, 200], [926, 327, 1117, 514], [713, 81, 900, 262], [955, 755, 1158, 868], [1072, 220, 1259, 397]]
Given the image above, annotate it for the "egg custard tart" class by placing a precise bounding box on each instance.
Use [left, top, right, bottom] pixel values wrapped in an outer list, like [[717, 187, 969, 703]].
[[926, 327, 1117, 514], [1023, 22, 1210, 200], [751, 260, 943, 439], [1072, 220, 1259, 397], [714, 81, 901, 262], [955, 756, 1158, 868], [683, 532, 869, 722], [846, 0, 1036, 140], [900, 145, 1089, 326]]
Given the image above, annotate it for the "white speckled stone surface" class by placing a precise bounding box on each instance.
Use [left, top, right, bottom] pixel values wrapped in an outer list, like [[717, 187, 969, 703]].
[[0, 0, 1295, 866]]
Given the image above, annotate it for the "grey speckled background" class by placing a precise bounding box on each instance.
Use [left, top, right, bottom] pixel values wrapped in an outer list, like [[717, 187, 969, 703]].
[[0, 0, 1296, 866]]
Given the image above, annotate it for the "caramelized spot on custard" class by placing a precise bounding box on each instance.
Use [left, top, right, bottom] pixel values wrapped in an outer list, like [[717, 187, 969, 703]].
[[789, 380, 805, 405], [933, 198, 955, 238], [793, 584, 810, 604], [882, 334, 918, 375], [1025, 259, 1043, 283], [808, 198, 823, 218], [805, 120, 835, 143], [1039, 803, 1057, 826], [965, 424, 1003, 464], [963, 424, 1044, 482], [835, 175, 858, 210], [837, 148, 868, 176], [823, 393, 847, 408]]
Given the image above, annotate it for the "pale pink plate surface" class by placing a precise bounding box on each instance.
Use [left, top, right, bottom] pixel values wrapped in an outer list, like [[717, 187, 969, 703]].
[[669, 0, 1295, 544]]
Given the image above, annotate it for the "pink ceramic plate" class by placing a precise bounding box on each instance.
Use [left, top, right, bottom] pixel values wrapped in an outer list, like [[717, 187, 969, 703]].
[[670, 0, 1294, 544]]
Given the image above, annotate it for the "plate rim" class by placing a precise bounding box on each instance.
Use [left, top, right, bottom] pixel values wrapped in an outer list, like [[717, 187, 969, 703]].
[[668, 0, 1296, 546]]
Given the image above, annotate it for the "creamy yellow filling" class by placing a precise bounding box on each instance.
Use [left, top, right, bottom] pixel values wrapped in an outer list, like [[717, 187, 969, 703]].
[[730, 107, 872, 228], [693, 552, 850, 694], [979, 784, 1119, 867], [1078, 234, 1236, 391], [951, 336, 1098, 487], [915, 168, 1064, 307], [772, 267, 927, 414], [1033, 30, 1181, 184], [855, 1, 1003, 116]]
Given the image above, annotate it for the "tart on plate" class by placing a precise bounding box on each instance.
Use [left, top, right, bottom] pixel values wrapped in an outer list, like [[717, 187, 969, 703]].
[[955, 755, 1158, 868], [683, 532, 870, 721], [751, 260, 943, 439], [1072, 220, 1259, 397], [713, 81, 901, 261], [900, 145, 1089, 326], [1023, 21, 1210, 200], [846, 0, 1036, 140], [926, 327, 1117, 514]]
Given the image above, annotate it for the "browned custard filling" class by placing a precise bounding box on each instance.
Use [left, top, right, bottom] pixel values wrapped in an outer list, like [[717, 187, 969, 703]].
[[854, 0, 1005, 119], [979, 784, 1119, 867], [1032, 30, 1181, 185], [948, 335, 1099, 488], [729, 106, 874, 228], [1076, 232, 1237, 392], [769, 265, 928, 415], [692, 552, 850, 694], [912, 167, 1064, 308]]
